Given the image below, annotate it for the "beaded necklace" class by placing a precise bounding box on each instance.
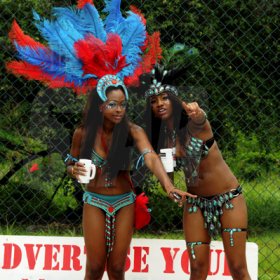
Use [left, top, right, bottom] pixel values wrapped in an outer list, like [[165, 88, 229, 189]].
[[163, 125, 177, 170], [91, 130, 113, 187], [164, 125, 176, 148]]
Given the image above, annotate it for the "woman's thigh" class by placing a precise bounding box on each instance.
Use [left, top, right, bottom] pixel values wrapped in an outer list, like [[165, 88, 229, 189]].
[[220, 195, 248, 264], [183, 204, 211, 268], [83, 203, 107, 267], [183, 204, 210, 242]]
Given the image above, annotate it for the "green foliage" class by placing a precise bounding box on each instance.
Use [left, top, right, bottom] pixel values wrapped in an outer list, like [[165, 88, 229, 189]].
[[243, 174, 280, 231], [0, 128, 46, 153], [0, 127, 47, 179], [1, 0, 53, 99], [0, 152, 79, 224], [27, 88, 85, 152], [142, 170, 280, 233], [0, 183, 54, 224], [225, 132, 280, 180], [138, 0, 279, 151], [140, 172, 186, 231], [149, 193, 183, 231]]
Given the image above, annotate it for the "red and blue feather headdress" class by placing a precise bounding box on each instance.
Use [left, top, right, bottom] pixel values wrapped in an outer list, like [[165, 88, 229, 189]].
[[6, 0, 162, 100]]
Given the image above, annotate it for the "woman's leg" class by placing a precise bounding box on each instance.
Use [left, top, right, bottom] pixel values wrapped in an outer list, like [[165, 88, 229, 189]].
[[83, 203, 107, 280], [221, 195, 251, 280], [106, 203, 135, 280], [183, 204, 211, 280]]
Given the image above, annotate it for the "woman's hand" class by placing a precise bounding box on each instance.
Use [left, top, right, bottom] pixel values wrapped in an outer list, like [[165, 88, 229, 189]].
[[182, 101, 207, 125], [71, 162, 87, 179], [168, 188, 197, 207]]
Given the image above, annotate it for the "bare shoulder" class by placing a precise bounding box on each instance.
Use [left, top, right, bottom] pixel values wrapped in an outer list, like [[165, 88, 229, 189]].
[[72, 126, 84, 143], [69, 126, 84, 157]]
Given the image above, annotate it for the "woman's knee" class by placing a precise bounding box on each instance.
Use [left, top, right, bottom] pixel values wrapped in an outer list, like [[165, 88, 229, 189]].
[[107, 260, 126, 280], [107, 264, 125, 279], [84, 261, 105, 280], [229, 264, 250, 279], [189, 260, 209, 279]]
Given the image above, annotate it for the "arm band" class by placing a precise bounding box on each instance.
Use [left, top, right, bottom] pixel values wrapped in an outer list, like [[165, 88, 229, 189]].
[[135, 149, 154, 169], [192, 111, 207, 126], [64, 153, 79, 164]]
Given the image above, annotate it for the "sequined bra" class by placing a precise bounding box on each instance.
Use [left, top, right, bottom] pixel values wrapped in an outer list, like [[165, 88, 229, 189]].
[[186, 136, 214, 159], [176, 136, 215, 185], [91, 149, 112, 187], [91, 149, 107, 168]]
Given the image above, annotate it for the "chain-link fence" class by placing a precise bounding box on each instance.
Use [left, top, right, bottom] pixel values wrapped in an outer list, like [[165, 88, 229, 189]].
[[1, 0, 279, 279]]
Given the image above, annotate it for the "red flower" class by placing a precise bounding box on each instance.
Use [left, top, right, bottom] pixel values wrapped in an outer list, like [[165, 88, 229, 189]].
[[29, 163, 39, 173]]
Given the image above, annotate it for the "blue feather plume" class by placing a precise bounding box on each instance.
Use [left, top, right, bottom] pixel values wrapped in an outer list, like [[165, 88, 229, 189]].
[[80, 3, 107, 41], [52, 7, 90, 36], [117, 12, 146, 77], [33, 10, 83, 59], [53, 3, 107, 41], [14, 42, 66, 78], [14, 42, 91, 85], [9, 1, 153, 91], [103, 0, 125, 33]]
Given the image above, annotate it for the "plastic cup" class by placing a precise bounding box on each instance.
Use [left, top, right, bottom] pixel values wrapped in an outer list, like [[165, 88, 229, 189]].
[[160, 148, 174, 173]]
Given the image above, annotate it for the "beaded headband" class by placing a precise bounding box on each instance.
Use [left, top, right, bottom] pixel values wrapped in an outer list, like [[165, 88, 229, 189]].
[[97, 75, 129, 101], [144, 66, 179, 98]]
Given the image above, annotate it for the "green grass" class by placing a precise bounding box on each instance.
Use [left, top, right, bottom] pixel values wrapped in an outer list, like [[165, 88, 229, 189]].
[[242, 174, 280, 232], [249, 232, 280, 280], [0, 223, 83, 236]]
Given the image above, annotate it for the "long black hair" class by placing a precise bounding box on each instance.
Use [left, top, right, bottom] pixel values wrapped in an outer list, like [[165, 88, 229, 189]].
[[80, 86, 133, 178], [144, 92, 188, 153]]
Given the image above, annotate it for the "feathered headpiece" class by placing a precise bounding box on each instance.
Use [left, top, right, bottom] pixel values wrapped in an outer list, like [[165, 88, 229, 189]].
[[144, 44, 199, 97], [6, 0, 162, 100], [145, 64, 180, 97]]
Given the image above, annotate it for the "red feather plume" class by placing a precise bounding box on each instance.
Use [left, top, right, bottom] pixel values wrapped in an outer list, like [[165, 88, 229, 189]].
[[9, 20, 45, 48], [6, 61, 90, 94], [134, 192, 151, 230], [142, 32, 162, 68], [77, 0, 94, 9], [124, 32, 162, 86], [130, 5, 147, 25], [75, 33, 128, 78]]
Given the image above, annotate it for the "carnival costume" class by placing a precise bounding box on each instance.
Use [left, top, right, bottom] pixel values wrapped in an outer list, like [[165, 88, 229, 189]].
[[144, 63, 247, 258], [7, 0, 161, 254], [83, 191, 136, 253]]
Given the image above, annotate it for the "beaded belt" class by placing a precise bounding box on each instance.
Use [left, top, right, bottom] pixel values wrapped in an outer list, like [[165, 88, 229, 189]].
[[186, 186, 243, 237]]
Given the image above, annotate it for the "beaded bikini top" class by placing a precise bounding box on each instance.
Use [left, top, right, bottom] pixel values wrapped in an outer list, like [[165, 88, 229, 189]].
[[185, 136, 214, 159], [91, 149, 113, 187], [91, 149, 107, 168], [176, 135, 215, 185]]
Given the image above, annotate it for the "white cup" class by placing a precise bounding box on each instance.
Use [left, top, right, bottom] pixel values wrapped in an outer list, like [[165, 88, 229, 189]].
[[160, 148, 174, 173], [77, 159, 96, 184]]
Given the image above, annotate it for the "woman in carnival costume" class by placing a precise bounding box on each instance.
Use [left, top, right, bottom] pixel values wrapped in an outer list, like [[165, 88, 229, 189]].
[[6, 1, 195, 279], [142, 62, 252, 279]]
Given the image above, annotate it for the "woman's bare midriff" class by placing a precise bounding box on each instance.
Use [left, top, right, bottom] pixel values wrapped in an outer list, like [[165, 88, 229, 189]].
[[85, 170, 133, 195], [186, 144, 239, 196]]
